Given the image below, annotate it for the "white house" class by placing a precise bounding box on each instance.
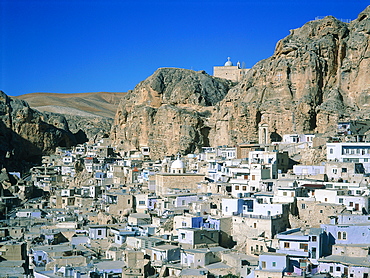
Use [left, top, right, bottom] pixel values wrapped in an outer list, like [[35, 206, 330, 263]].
[[242, 198, 284, 217], [315, 189, 369, 213], [110, 227, 137, 245], [16, 209, 42, 219], [149, 244, 180, 264], [254, 252, 288, 277], [327, 142, 370, 172], [276, 228, 325, 260], [88, 225, 108, 240], [222, 198, 244, 216]]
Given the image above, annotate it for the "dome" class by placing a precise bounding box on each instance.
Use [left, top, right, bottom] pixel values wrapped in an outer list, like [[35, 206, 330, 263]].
[[224, 57, 233, 66], [171, 158, 184, 169]]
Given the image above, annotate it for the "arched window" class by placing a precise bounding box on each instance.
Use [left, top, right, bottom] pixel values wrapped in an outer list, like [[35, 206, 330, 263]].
[[338, 231, 342, 240]]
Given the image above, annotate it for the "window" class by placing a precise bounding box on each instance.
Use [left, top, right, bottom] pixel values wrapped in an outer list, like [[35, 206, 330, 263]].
[[339, 198, 343, 204], [301, 204, 306, 209], [139, 200, 145, 205], [338, 232, 342, 240], [261, 261, 266, 269], [283, 192, 287, 196], [128, 199, 131, 204], [342, 168, 347, 173], [235, 185, 240, 190], [299, 243, 308, 251], [333, 169, 337, 174], [254, 223, 257, 228], [181, 233, 185, 239], [330, 148, 333, 154], [330, 266, 333, 273], [336, 266, 341, 271], [181, 200, 186, 206], [272, 262, 276, 267], [251, 175, 255, 180], [349, 202, 353, 207], [284, 242, 290, 248], [98, 229, 102, 236], [182, 222, 187, 227], [242, 186, 247, 191], [343, 232, 347, 240], [312, 236, 317, 242], [320, 210, 323, 213], [312, 247, 317, 258]]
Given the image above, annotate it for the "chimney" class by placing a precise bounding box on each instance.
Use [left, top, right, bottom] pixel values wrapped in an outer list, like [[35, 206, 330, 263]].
[[53, 264, 58, 274]]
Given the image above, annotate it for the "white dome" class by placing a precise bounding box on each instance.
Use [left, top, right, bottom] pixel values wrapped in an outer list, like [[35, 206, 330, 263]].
[[224, 57, 233, 66], [171, 158, 184, 169]]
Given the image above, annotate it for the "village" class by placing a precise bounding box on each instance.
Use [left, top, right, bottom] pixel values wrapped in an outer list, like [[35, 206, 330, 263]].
[[1, 121, 370, 278]]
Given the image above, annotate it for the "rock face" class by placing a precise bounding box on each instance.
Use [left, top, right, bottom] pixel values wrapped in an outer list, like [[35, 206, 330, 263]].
[[61, 114, 113, 143], [0, 91, 76, 171], [111, 68, 235, 158], [211, 6, 370, 146], [112, 6, 370, 159]]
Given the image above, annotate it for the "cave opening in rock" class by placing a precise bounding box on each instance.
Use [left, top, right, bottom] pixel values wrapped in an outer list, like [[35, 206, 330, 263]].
[[200, 127, 211, 147]]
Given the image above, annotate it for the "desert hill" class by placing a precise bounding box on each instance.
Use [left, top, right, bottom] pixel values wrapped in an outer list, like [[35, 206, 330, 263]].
[[15, 92, 126, 119], [15, 92, 126, 142]]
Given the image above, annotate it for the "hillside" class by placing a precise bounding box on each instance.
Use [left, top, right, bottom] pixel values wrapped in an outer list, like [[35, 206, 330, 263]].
[[0, 91, 76, 171], [15, 92, 126, 119]]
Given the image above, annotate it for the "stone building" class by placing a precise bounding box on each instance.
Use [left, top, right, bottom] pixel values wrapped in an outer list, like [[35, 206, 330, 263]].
[[213, 57, 249, 82], [155, 158, 205, 196]]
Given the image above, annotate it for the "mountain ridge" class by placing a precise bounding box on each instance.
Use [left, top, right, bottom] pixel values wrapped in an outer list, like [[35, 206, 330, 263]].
[[112, 6, 370, 159]]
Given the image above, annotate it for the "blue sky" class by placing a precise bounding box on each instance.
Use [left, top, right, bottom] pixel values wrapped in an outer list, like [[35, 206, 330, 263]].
[[1, 0, 368, 96]]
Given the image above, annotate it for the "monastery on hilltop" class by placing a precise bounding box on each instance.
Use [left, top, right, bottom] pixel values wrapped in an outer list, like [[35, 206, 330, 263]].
[[213, 57, 250, 82]]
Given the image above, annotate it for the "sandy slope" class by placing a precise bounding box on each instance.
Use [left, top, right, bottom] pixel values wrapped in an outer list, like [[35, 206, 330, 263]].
[[15, 92, 126, 119]]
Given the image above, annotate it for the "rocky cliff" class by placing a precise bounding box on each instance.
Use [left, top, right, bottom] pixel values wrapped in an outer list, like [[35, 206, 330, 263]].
[[0, 91, 76, 171], [111, 68, 236, 158], [112, 6, 370, 159], [211, 6, 370, 146]]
